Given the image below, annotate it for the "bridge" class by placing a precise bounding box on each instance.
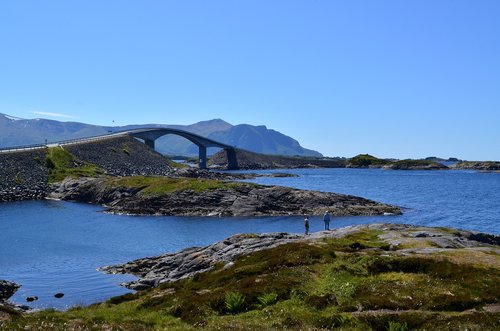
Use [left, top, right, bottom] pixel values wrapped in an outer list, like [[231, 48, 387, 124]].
[[127, 128, 238, 169], [0, 127, 239, 170]]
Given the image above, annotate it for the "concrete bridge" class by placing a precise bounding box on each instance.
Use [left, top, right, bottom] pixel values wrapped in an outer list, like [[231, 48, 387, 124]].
[[127, 128, 238, 169], [0, 127, 239, 170]]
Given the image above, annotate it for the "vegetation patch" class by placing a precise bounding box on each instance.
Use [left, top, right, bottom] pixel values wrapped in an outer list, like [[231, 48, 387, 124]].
[[105, 176, 256, 196], [390, 159, 441, 168], [45, 147, 103, 182], [166, 159, 189, 169], [348, 154, 390, 167]]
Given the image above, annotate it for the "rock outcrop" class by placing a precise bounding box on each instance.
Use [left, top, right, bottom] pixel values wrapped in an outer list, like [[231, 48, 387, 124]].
[[0, 280, 28, 313], [101, 223, 500, 290], [211, 148, 346, 170], [451, 161, 500, 171], [49, 177, 401, 217], [101, 233, 304, 290], [382, 162, 448, 170], [0, 281, 19, 302]]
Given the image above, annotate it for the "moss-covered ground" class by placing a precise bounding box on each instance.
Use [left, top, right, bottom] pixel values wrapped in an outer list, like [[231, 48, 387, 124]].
[[105, 176, 256, 196], [2, 229, 499, 330], [46, 147, 103, 183], [347, 154, 389, 167]]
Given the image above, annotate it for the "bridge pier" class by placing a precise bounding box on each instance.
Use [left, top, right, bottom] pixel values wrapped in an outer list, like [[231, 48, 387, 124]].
[[198, 145, 207, 169], [144, 139, 155, 150], [225, 148, 239, 170]]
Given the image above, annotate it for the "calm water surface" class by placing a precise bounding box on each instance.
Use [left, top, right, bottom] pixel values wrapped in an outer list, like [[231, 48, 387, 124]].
[[0, 168, 498, 309]]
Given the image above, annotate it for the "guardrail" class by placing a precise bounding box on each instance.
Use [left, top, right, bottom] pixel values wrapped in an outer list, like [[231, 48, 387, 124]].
[[0, 130, 130, 153]]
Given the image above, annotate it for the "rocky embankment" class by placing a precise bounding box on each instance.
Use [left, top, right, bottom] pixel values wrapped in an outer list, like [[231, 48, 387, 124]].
[[451, 161, 500, 171], [64, 136, 173, 176], [0, 149, 48, 202], [49, 177, 400, 217], [0, 136, 175, 202], [101, 223, 500, 290], [211, 148, 346, 170], [382, 161, 448, 170]]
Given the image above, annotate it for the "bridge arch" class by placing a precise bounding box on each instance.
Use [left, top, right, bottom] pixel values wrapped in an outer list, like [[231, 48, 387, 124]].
[[128, 128, 238, 170]]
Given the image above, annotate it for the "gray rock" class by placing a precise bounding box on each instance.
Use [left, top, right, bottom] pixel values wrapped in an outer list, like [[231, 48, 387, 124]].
[[52, 177, 401, 217], [100, 224, 500, 291], [0, 280, 19, 301]]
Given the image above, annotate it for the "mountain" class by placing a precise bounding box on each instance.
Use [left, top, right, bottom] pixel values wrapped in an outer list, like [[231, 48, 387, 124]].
[[0, 113, 322, 157], [208, 124, 321, 157]]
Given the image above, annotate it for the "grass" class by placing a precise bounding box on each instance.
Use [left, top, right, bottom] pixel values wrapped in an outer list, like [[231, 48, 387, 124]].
[[390, 159, 441, 168], [348, 154, 389, 167], [105, 176, 255, 196], [2, 228, 499, 330], [166, 159, 189, 169], [45, 147, 103, 183]]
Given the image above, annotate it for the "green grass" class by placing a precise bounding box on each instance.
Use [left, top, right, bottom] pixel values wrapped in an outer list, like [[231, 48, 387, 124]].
[[2, 228, 499, 330], [166, 159, 189, 169], [348, 154, 389, 167], [105, 176, 255, 196], [390, 159, 441, 167], [45, 147, 103, 183]]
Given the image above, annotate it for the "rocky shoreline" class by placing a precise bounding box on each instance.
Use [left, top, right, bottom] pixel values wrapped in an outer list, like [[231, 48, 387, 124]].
[[49, 177, 401, 217], [0, 280, 29, 314], [101, 223, 500, 291]]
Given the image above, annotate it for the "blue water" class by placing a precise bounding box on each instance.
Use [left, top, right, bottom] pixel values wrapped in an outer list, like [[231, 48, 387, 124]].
[[0, 168, 499, 310]]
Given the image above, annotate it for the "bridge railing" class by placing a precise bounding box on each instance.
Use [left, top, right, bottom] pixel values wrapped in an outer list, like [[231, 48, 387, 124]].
[[0, 143, 48, 152], [0, 130, 129, 153]]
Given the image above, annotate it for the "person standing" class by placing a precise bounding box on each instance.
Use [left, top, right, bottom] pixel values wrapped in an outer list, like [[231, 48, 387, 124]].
[[304, 216, 310, 235], [323, 211, 331, 230]]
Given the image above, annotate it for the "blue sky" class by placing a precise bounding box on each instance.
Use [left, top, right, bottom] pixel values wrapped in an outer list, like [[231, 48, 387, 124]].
[[1, 1, 499, 160]]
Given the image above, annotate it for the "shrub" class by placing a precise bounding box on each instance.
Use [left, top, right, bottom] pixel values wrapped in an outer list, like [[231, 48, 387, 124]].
[[257, 292, 278, 307], [224, 291, 245, 314], [387, 320, 408, 331]]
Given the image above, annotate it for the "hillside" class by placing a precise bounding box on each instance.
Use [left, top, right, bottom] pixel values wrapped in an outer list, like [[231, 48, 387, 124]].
[[0, 114, 322, 157]]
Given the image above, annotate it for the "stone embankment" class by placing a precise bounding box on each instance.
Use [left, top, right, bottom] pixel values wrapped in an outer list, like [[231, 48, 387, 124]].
[[0, 135, 175, 202], [0, 149, 48, 202], [64, 135, 173, 177], [101, 223, 500, 290], [49, 177, 401, 217]]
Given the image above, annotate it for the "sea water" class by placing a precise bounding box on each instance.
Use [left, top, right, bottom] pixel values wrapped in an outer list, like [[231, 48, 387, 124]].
[[0, 168, 498, 309]]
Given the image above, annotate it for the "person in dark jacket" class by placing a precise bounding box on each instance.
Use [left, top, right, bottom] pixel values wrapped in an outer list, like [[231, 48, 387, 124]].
[[323, 211, 331, 230], [304, 216, 310, 235]]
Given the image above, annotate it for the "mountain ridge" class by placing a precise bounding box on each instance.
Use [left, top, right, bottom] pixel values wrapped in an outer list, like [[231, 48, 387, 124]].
[[0, 113, 322, 157]]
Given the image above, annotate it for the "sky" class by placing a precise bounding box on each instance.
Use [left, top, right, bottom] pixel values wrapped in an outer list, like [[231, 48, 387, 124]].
[[0, 1, 499, 160]]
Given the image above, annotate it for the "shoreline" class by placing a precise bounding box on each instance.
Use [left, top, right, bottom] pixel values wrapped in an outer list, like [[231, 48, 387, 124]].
[[2, 223, 499, 330]]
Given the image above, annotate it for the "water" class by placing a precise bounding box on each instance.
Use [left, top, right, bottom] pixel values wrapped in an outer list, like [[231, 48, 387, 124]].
[[238, 168, 500, 234], [0, 168, 499, 309]]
